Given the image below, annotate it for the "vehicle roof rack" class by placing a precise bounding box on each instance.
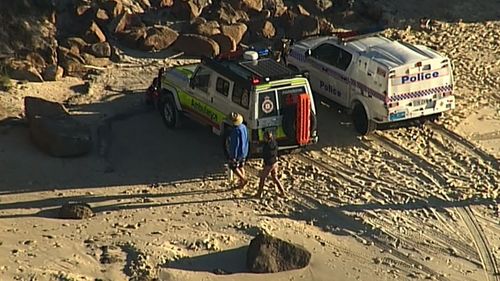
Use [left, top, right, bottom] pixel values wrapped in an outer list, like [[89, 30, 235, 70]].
[[334, 26, 385, 43], [204, 47, 304, 86]]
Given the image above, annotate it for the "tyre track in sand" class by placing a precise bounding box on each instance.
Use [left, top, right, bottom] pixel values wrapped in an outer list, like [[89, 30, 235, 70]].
[[376, 130, 500, 281], [289, 152, 452, 281]]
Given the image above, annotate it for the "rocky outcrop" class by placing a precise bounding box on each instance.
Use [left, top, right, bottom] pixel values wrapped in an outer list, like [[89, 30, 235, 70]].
[[247, 234, 311, 273], [24, 97, 92, 157]]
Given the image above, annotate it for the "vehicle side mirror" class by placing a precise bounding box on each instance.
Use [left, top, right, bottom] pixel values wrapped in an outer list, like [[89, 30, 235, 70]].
[[190, 77, 198, 89]]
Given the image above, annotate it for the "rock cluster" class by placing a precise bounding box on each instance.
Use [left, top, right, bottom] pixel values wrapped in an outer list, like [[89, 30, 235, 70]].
[[1, 0, 357, 82]]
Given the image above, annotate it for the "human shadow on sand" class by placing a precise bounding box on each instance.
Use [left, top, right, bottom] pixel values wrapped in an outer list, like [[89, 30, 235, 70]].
[[0, 89, 363, 195]]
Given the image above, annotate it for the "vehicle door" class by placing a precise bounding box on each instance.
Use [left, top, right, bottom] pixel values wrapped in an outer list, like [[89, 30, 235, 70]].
[[188, 66, 217, 124], [211, 74, 233, 119], [307, 43, 354, 105], [305, 43, 336, 99]]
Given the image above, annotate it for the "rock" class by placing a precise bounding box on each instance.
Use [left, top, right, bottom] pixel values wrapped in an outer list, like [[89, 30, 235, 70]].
[[206, 2, 249, 24], [172, 0, 207, 20], [263, 0, 287, 17], [195, 20, 221, 37], [141, 26, 179, 51], [303, 0, 333, 13], [24, 96, 67, 123], [5, 60, 44, 82], [118, 26, 148, 49], [102, 0, 124, 18], [319, 17, 335, 35], [81, 53, 112, 67], [261, 20, 275, 38], [246, 234, 311, 273], [290, 16, 320, 39], [173, 34, 220, 57], [63, 37, 89, 53], [96, 9, 110, 22], [26, 52, 47, 73], [59, 202, 93, 219], [85, 21, 107, 43], [296, 4, 310, 16], [24, 96, 91, 157], [42, 65, 64, 81], [57, 46, 86, 76], [108, 12, 130, 34], [157, 0, 174, 7], [221, 23, 248, 47], [29, 112, 93, 157], [210, 34, 235, 53], [86, 42, 112, 58], [76, 4, 93, 17], [137, 0, 152, 10], [230, 0, 263, 12]]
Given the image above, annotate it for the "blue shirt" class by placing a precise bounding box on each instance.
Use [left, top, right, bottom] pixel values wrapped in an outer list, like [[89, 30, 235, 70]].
[[229, 124, 249, 160]]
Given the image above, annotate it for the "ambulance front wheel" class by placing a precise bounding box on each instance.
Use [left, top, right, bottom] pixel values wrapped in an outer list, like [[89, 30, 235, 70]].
[[160, 96, 181, 129], [353, 104, 376, 135]]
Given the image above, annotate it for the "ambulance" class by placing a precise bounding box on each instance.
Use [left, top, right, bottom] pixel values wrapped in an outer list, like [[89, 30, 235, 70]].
[[285, 28, 455, 134], [146, 48, 318, 155]]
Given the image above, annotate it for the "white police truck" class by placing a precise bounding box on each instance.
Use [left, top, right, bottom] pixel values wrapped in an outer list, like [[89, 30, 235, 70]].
[[285, 28, 455, 134]]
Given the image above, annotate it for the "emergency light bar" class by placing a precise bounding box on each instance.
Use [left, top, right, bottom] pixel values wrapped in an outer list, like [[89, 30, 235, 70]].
[[335, 26, 385, 43]]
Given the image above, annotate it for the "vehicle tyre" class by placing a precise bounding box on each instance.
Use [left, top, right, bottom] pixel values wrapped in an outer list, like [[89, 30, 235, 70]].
[[160, 95, 181, 129], [282, 104, 297, 140], [353, 103, 376, 135], [222, 125, 232, 160]]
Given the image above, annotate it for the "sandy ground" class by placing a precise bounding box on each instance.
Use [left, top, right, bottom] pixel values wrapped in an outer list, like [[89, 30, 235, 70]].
[[1, 11, 499, 281]]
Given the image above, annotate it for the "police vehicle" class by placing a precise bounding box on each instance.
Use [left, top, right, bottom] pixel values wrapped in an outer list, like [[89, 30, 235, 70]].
[[146, 48, 318, 155], [285, 28, 455, 134]]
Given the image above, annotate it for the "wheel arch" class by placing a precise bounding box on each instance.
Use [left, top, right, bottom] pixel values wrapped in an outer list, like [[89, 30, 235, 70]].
[[159, 85, 182, 111], [351, 98, 373, 120]]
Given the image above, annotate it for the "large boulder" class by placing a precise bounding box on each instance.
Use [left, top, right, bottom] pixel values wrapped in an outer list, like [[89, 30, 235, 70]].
[[205, 2, 249, 24], [24, 96, 68, 123], [59, 202, 94, 219], [86, 42, 112, 58], [172, 0, 209, 20], [194, 20, 221, 37], [102, 0, 124, 18], [141, 26, 179, 51], [24, 97, 92, 157], [85, 21, 107, 43], [263, 0, 287, 17], [108, 12, 130, 34], [42, 65, 64, 81], [302, 0, 333, 13], [210, 34, 235, 53], [230, 0, 263, 12], [247, 234, 311, 273], [6, 59, 44, 82], [118, 26, 148, 49], [173, 34, 220, 57], [220, 23, 248, 47]]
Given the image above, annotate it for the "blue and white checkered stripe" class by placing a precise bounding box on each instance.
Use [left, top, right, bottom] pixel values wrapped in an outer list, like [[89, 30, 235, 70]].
[[389, 85, 453, 102]]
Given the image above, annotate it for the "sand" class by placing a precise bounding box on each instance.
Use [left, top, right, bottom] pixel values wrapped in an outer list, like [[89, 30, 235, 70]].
[[1, 9, 499, 281]]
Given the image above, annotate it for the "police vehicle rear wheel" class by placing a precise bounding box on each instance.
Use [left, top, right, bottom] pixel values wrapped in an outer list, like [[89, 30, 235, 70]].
[[160, 98, 180, 128], [353, 104, 375, 135]]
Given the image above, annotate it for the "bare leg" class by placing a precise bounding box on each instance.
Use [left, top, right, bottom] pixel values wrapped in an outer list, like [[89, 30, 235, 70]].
[[271, 166, 285, 195], [233, 167, 248, 189], [257, 165, 271, 198]]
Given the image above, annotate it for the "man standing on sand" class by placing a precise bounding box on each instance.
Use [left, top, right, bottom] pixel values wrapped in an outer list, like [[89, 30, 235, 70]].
[[228, 112, 249, 190], [257, 131, 285, 198]]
